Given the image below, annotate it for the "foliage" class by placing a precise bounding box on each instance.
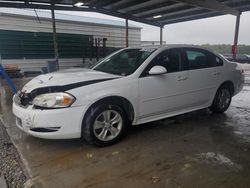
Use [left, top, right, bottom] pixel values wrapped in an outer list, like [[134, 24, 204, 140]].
[[201, 44, 250, 55]]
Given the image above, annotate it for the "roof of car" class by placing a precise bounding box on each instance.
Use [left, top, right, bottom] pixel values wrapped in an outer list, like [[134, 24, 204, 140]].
[[130, 44, 215, 53]]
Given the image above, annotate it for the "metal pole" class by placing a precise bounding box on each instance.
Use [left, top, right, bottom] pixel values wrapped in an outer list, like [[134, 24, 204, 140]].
[[97, 38, 101, 61], [103, 38, 107, 57], [233, 13, 241, 61], [51, 5, 59, 70], [160, 26, 163, 46], [125, 19, 128, 47]]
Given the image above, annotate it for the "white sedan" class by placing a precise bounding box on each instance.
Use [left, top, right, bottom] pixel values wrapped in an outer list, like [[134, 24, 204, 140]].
[[13, 45, 244, 146]]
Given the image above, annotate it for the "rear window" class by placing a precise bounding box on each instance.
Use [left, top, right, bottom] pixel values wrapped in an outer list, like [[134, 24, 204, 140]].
[[184, 48, 223, 70]]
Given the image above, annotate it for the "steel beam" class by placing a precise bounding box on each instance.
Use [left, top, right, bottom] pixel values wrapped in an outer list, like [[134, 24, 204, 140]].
[[233, 13, 241, 61], [140, 4, 194, 18], [147, 7, 201, 20], [111, 0, 151, 11], [175, 0, 239, 16], [52, 0, 64, 4], [121, 0, 167, 13], [125, 19, 129, 47], [127, 1, 177, 15], [86, 0, 101, 6], [226, 0, 250, 8], [161, 12, 222, 25], [155, 9, 210, 22], [93, 0, 119, 7]]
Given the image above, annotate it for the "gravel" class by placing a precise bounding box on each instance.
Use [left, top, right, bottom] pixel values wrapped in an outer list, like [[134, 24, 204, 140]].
[[0, 120, 27, 188]]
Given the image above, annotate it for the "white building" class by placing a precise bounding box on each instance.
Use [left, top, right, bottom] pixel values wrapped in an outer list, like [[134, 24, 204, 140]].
[[0, 8, 141, 71]]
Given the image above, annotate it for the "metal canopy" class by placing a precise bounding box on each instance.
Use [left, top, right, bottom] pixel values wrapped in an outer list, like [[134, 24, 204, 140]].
[[0, 0, 250, 27]]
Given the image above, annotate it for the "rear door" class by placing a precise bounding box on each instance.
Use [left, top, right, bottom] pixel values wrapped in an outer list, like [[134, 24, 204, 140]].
[[181, 47, 223, 108]]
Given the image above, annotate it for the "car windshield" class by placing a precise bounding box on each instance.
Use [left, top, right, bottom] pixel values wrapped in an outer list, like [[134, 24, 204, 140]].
[[93, 48, 155, 76]]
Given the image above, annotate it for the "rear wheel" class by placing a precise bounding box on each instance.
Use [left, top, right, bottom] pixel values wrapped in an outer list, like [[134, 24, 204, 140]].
[[82, 103, 127, 146], [210, 86, 232, 113]]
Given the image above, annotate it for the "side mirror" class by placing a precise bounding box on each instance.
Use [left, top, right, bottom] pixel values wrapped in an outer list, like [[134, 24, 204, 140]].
[[148, 65, 167, 75]]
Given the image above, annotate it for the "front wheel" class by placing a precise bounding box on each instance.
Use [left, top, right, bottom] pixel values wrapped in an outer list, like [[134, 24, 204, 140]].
[[210, 86, 232, 113], [82, 103, 127, 146]]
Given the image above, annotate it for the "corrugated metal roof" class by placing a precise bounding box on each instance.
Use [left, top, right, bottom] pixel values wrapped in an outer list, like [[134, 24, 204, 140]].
[[0, 0, 249, 27], [0, 8, 141, 29]]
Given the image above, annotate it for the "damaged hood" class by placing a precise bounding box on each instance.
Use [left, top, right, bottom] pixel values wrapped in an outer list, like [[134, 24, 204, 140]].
[[22, 68, 121, 93]]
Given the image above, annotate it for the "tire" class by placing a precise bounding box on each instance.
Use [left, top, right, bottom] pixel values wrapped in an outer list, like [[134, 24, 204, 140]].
[[82, 103, 128, 146], [210, 85, 232, 113]]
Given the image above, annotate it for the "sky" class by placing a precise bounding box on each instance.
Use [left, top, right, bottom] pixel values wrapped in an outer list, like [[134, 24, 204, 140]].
[[57, 10, 250, 45]]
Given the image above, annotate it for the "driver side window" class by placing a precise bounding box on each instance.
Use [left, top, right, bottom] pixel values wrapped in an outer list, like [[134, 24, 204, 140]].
[[141, 48, 181, 77]]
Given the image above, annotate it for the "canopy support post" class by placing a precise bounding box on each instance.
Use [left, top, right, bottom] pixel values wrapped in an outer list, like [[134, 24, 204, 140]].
[[233, 13, 241, 61], [125, 19, 129, 47], [160, 26, 163, 45], [51, 5, 59, 70]]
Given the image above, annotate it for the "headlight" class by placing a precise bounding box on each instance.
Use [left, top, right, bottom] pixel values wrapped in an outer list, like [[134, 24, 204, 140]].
[[33, 92, 75, 108]]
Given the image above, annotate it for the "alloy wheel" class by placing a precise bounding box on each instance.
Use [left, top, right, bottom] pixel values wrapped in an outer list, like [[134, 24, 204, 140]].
[[93, 110, 123, 141]]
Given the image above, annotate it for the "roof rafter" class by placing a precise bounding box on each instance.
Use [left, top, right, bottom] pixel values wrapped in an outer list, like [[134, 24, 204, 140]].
[[52, 0, 62, 4], [140, 5, 194, 18], [112, 0, 152, 11], [93, 0, 119, 8], [157, 9, 210, 22], [127, 1, 177, 15], [175, 0, 240, 16], [161, 12, 222, 25]]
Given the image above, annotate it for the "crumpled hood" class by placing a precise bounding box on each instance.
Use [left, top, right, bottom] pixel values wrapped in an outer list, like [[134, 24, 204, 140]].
[[22, 68, 120, 93]]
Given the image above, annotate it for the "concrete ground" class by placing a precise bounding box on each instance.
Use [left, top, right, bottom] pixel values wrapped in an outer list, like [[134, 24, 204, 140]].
[[0, 74, 250, 187]]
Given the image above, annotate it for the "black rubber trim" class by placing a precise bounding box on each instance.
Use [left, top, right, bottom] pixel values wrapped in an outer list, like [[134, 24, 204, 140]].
[[31, 78, 118, 94], [30, 77, 118, 97], [30, 127, 60, 133]]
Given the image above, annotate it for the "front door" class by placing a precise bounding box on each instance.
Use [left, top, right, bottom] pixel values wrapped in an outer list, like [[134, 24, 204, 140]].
[[138, 48, 189, 122]]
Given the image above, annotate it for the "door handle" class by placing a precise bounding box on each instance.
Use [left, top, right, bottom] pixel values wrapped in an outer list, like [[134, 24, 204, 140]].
[[212, 71, 221, 76], [178, 76, 188, 81]]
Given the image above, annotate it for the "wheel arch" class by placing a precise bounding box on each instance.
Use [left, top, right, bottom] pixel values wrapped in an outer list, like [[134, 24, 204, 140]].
[[210, 80, 234, 113], [82, 95, 135, 128], [210, 80, 234, 107], [218, 80, 235, 95]]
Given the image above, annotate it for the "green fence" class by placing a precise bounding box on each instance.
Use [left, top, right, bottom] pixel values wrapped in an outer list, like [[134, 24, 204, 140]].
[[0, 30, 94, 59]]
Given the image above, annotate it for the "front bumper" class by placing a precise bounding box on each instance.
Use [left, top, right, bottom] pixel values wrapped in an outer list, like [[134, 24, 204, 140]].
[[12, 102, 86, 139]]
